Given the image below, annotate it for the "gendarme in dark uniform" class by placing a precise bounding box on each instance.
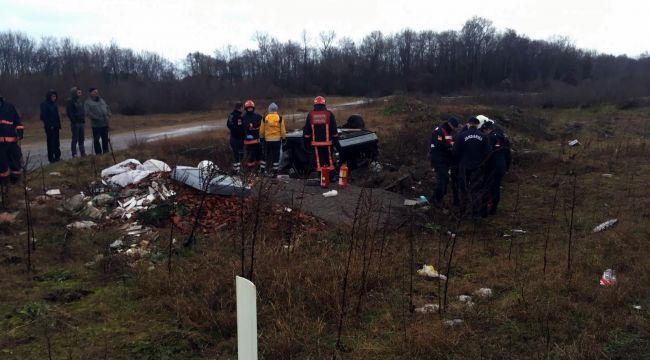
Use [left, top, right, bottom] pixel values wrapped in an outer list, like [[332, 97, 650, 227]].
[[430, 117, 460, 206], [452, 116, 490, 216]]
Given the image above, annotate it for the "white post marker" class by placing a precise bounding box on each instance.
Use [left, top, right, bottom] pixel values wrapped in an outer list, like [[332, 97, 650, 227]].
[[236, 276, 258, 360]]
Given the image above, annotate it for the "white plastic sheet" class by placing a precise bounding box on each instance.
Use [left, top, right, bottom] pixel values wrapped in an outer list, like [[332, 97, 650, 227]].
[[140, 159, 171, 173], [101, 159, 142, 178], [108, 170, 152, 187]]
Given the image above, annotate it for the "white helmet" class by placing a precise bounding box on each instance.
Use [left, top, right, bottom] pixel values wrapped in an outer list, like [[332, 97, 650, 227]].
[[475, 115, 491, 129]]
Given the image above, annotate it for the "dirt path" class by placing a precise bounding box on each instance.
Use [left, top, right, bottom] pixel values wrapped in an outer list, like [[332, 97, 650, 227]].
[[20, 99, 373, 169], [271, 178, 409, 228]]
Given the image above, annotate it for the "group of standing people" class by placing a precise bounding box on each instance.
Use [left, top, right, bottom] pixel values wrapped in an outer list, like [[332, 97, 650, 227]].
[[227, 100, 287, 174], [430, 114, 511, 217], [39, 87, 112, 163], [227, 95, 338, 175]]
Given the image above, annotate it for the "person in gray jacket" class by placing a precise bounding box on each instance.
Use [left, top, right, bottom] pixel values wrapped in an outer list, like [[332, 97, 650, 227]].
[[84, 88, 111, 154], [66, 87, 85, 157]]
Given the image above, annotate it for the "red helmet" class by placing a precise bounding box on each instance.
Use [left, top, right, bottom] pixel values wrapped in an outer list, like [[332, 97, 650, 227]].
[[313, 96, 326, 105], [244, 100, 255, 108]]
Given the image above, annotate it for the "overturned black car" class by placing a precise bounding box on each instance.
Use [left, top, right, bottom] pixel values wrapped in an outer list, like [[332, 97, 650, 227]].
[[281, 115, 379, 175]]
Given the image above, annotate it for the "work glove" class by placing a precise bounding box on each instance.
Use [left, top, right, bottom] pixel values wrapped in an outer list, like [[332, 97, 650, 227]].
[[17, 129, 24, 140]]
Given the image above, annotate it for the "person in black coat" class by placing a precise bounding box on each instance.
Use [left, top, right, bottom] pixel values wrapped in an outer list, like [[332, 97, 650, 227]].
[[40, 89, 61, 163], [226, 101, 245, 172], [66, 87, 86, 157], [452, 116, 491, 217], [482, 119, 511, 215], [430, 117, 460, 207]]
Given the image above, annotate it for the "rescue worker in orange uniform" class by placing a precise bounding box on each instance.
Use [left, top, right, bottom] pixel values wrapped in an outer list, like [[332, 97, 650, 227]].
[[0, 92, 24, 184], [242, 100, 264, 170], [303, 96, 338, 172]]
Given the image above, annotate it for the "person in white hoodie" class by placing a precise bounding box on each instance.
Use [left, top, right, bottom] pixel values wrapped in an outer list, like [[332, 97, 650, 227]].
[[259, 102, 286, 175]]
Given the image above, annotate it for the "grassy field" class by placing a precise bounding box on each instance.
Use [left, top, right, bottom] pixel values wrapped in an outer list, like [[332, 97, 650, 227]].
[[1, 96, 649, 359]]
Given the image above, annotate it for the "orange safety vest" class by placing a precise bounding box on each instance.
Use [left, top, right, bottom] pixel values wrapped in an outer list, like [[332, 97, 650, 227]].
[[308, 111, 332, 146]]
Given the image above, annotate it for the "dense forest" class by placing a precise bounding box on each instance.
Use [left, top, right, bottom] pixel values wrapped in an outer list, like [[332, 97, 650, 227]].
[[1, 17, 649, 116]]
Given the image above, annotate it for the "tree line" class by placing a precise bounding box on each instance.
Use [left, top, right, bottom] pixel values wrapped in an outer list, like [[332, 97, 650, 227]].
[[1, 17, 648, 117]]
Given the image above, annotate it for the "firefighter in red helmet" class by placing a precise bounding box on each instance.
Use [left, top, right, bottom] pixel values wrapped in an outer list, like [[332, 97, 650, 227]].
[[242, 100, 264, 170], [303, 96, 338, 172]]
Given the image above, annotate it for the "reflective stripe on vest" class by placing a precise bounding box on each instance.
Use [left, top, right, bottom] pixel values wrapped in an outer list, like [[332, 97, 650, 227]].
[[440, 127, 454, 145], [244, 139, 260, 145], [309, 111, 332, 146], [0, 137, 18, 142], [0, 120, 14, 125]]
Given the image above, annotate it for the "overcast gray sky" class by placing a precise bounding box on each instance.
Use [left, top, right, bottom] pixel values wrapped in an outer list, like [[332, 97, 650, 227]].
[[1, 0, 648, 61]]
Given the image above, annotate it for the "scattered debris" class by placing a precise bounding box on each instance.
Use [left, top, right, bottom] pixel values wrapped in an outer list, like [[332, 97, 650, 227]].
[[93, 193, 114, 207], [110, 239, 124, 249], [323, 190, 338, 197], [600, 269, 617, 286], [172, 163, 250, 196], [417, 264, 447, 280], [0, 212, 18, 224], [568, 139, 581, 147], [49, 172, 62, 176], [474, 288, 493, 298], [602, 173, 614, 178], [83, 205, 104, 220], [443, 319, 464, 327], [101, 158, 172, 187], [65, 194, 87, 212], [414, 304, 439, 313], [632, 305, 642, 310], [593, 219, 618, 233], [45, 189, 62, 196], [5, 245, 14, 250], [458, 295, 472, 303], [66, 220, 97, 230], [404, 196, 429, 206], [511, 229, 527, 234]]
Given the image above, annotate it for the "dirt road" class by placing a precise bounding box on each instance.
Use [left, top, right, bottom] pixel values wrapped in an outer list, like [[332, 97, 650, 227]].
[[20, 99, 372, 168]]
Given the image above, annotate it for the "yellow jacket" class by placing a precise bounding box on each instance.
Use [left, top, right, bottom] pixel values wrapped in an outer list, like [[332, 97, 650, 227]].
[[260, 112, 286, 141]]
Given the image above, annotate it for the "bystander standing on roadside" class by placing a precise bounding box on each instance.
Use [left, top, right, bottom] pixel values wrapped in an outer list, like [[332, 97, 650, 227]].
[[84, 88, 111, 155], [66, 86, 86, 157]]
